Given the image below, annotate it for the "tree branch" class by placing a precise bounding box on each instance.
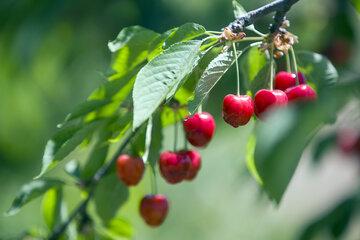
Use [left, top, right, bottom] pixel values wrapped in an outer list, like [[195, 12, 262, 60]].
[[226, 0, 300, 33], [49, 128, 140, 240]]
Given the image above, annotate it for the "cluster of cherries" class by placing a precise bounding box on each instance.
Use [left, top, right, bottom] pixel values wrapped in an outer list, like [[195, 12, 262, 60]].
[[115, 112, 216, 227], [222, 71, 317, 127]]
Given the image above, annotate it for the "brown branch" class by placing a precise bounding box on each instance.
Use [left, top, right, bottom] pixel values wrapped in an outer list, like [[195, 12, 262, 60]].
[[226, 0, 300, 33]]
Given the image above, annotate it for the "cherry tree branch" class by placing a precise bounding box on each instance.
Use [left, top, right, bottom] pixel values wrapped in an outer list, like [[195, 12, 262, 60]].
[[49, 128, 140, 240], [226, 0, 300, 33]]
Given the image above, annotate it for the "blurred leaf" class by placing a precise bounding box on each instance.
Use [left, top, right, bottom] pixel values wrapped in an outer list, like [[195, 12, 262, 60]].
[[312, 132, 337, 164], [240, 46, 267, 92], [96, 218, 132, 239], [164, 23, 206, 49], [64, 160, 80, 179], [63, 99, 111, 123], [42, 187, 63, 230], [298, 193, 359, 240], [108, 26, 159, 80], [6, 178, 64, 216], [109, 109, 132, 143], [254, 81, 360, 203], [245, 133, 263, 184], [188, 50, 240, 114], [94, 173, 129, 224], [232, 0, 260, 34], [249, 63, 272, 96], [108, 26, 159, 52], [133, 40, 202, 129], [38, 120, 104, 178], [296, 51, 338, 90]]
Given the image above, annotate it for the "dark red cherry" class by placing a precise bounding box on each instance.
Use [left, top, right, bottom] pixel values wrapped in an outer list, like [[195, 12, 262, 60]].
[[254, 89, 288, 119], [116, 154, 145, 186], [159, 151, 191, 184], [285, 84, 317, 102], [222, 94, 254, 127], [185, 150, 201, 181], [139, 194, 169, 227], [274, 71, 306, 91], [183, 112, 216, 147]]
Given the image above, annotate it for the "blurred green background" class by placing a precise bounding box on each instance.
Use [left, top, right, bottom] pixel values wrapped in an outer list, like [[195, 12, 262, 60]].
[[1, 0, 360, 239]]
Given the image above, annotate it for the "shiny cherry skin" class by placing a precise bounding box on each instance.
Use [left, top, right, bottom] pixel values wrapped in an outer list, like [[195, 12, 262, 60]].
[[185, 150, 201, 181], [140, 194, 169, 227], [285, 84, 317, 102], [116, 154, 145, 186], [159, 151, 191, 184], [254, 89, 288, 119], [222, 94, 254, 128], [183, 112, 216, 147], [274, 71, 306, 91]]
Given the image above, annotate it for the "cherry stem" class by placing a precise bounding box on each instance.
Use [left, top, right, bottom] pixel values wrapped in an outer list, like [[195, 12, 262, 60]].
[[148, 163, 158, 195], [198, 104, 202, 114], [290, 46, 299, 85], [173, 110, 178, 152], [285, 53, 291, 72], [232, 41, 240, 96], [270, 44, 274, 91]]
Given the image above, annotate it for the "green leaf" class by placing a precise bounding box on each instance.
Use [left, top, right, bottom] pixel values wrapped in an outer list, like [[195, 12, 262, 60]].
[[249, 63, 272, 96], [312, 132, 337, 164], [96, 218, 132, 239], [38, 120, 103, 178], [94, 173, 129, 224], [108, 26, 159, 80], [232, 0, 259, 33], [148, 28, 177, 61], [42, 188, 63, 230], [245, 133, 263, 184], [188, 50, 240, 114], [296, 51, 338, 90], [143, 111, 163, 167], [254, 81, 360, 203], [6, 178, 64, 216], [133, 40, 202, 129], [164, 23, 206, 49], [63, 99, 112, 123], [240, 46, 267, 92]]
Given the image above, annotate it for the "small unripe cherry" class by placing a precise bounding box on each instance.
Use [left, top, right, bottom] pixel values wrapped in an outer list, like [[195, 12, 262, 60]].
[[139, 194, 169, 227], [159, 151, 191, 184], [254, 89, 288, 119], [222, 94, 254, 127], [183, 112, 216, 147], [185, 150, 201, 181], [116, 154, 145, 186]]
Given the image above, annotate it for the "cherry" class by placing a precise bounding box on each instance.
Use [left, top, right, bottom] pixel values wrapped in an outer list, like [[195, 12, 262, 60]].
[[159, 151, 191, 184], [185, 150, 201, 181], [274, 71, 306, 91], [222, 94, 254, 127], [139, 194, 169, 227], [116, 154, 145, 186], [337, 129, 360, 154], [285, 84, 317, 102], [183, 112, 215, 147], [254, 89, 288, 119]]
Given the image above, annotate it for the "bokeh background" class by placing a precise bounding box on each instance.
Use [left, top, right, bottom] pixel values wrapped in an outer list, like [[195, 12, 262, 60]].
[[1, 0, 360, 239]]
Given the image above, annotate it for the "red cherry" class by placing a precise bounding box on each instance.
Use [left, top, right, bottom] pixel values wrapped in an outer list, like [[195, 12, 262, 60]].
[[139, 194, 169, 227], [185, 150, 201, 181], [183, 112, 216, 147], [337, 129, 360, 154], [274, 71, 306, 91], [254, 89, 288, 119], [222, 94, 254, 127], [285, 84, 317, 102], [116, 154, 145, 186], [159, 151, 191, 184]]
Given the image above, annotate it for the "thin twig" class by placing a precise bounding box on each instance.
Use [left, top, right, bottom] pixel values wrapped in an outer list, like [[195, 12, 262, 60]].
[[226, 0, 300, 33], [49, 128, 140, 240]]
